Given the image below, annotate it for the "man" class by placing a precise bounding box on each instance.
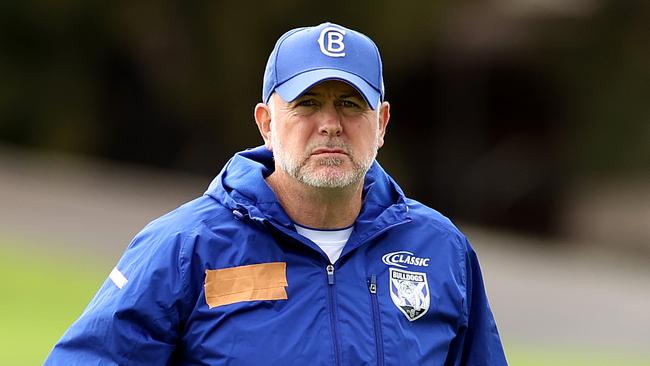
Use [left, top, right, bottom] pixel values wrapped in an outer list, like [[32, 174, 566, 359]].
[[46, 22, 507, 365]]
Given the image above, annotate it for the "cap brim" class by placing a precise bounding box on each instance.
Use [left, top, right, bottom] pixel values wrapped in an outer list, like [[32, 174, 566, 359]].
[[274, 69, 381, 110]]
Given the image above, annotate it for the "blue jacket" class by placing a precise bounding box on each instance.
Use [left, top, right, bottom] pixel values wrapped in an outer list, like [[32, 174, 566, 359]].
[[45, 146, 507, 365]]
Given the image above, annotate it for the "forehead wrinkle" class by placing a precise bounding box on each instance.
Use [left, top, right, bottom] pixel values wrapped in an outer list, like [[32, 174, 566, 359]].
[[339, 93, 364, 100], [303, 80, 360, 97], [298, 90, 364, 101]]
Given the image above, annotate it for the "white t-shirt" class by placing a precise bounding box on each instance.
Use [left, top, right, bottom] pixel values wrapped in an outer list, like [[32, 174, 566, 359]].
[[295, 224, 353, 264]]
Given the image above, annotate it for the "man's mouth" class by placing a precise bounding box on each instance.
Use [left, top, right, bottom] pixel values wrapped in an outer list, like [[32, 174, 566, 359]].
[[311, 147, 348, 156]]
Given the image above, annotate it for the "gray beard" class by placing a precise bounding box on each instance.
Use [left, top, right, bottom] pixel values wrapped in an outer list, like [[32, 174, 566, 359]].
[[273, 142, 376, 188]]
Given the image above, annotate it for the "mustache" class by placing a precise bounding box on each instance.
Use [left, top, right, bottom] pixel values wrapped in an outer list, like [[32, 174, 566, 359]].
[[307, 141, 350, 154]]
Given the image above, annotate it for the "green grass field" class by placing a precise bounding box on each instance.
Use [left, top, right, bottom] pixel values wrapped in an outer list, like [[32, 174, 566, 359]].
[[0, 238, 108, 365], [1, 236, 648, 365]]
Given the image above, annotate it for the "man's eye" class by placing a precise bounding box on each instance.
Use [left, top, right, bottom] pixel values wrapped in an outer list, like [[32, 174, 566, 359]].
[[296, 99, 317, 107], [340, 100, 362, 108]]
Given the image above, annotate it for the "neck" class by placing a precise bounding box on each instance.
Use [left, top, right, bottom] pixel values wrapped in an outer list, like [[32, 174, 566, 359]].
[[266, 169, 364, 229]]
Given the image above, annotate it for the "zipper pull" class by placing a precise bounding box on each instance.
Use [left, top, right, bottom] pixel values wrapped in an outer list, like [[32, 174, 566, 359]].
[[368, 274, 377, 294], [326, 264, 335, 285]]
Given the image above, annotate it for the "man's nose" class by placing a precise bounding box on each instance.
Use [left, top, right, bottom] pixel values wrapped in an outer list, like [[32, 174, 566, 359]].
[[318, 104, 342, 137]]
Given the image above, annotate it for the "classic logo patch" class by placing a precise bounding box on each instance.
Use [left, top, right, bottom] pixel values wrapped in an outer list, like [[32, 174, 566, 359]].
[[389, 268, 430, 321], [382, 251, 430, 268]]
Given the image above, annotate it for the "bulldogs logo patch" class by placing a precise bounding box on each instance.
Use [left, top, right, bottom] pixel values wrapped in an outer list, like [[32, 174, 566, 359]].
[[389, 268, 430, 321]]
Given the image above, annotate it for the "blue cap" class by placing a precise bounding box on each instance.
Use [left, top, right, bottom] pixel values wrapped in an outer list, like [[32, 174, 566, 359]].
[[262, 22, 384, 110]]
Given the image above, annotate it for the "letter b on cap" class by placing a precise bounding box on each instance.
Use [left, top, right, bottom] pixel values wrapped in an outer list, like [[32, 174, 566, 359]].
[[318, 27, 346, 57]]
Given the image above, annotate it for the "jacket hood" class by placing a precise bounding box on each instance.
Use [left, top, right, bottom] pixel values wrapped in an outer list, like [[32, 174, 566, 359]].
[[205, 146, 409, 230]]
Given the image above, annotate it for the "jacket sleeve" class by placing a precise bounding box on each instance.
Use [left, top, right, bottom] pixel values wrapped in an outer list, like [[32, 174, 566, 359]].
[[445, 238, 508, 366], [44, 226, 193, 366]]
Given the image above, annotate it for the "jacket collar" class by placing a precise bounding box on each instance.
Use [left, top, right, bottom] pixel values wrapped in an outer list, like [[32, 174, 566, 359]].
[[205, 146, 410, 243]]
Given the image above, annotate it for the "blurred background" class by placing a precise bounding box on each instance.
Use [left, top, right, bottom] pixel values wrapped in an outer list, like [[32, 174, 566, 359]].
[[0, 0, 648, 364]]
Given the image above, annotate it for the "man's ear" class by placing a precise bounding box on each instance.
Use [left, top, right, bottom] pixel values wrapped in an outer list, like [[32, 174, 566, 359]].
[[377, 101, 390, 148], [254, 102, 273, 150]]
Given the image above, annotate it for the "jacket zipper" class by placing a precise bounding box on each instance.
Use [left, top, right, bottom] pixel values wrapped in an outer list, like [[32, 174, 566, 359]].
[[368, 274, 385, 366], [326, 264, 342, 366]]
